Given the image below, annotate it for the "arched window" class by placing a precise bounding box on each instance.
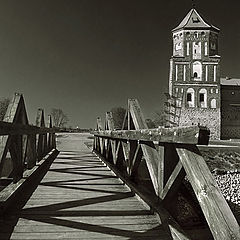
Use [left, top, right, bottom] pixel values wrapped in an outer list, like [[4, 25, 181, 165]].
[[186, 88, 195, 108], [199, 89, 207, 108], [193, 42, 202, 59], [193, 61, 202, 81], [210, 99, 217, 108]]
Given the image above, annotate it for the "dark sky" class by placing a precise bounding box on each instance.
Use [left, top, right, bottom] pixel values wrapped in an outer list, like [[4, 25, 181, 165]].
[[0, 0, 239, 128]]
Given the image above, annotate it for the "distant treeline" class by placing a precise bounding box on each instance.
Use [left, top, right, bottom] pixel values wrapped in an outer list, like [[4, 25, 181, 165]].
[[59, 128, 92, 133]]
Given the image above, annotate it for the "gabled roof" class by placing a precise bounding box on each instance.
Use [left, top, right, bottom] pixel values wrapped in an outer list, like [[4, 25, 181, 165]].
[[220, 78, 240, 86], [172, 8, 219, 32]]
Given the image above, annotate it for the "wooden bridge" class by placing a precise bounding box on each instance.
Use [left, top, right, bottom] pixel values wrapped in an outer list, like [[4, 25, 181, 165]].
[[0, 93, 239, 240]]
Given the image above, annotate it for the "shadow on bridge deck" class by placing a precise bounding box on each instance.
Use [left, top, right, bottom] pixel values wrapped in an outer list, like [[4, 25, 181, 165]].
[[0, 133, 171, 240]]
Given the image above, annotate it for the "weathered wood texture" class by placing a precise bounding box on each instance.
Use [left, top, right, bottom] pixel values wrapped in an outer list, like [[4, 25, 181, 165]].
[[176, 145, 240, 240], [0, 93, 57, 184], [93, 98, 240, 240], [0, 133, 171, 240], [94, 125, 209, 145]]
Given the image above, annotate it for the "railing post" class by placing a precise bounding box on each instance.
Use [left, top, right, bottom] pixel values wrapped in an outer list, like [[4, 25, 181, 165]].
[[36, 109, 47, 161], [93, 98, 240, 239], [26, 134, 37, 169]]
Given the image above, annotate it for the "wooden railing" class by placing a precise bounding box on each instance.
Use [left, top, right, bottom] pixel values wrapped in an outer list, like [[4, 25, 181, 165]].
[[0, 93, 57, 184], [93, 99, 240, 240]]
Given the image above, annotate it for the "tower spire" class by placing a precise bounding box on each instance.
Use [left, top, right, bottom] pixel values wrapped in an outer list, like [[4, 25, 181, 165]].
[[192, 0, 196, 9]]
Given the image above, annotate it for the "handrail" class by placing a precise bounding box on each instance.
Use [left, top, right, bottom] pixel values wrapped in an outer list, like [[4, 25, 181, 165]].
[[94, 125, 209, 145], [93, 99, 240, 240], [0, 93, 57, 183], [0, 121, 57, 135]]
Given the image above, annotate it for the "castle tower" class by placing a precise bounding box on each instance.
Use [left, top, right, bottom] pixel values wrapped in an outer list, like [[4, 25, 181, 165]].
[[169, 8, 221, 139]]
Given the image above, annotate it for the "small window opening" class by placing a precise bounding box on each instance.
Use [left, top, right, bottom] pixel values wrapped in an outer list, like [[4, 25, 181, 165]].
[[193, 72, 198, 78], [200, 93, 204, 102], [187, 93, 192, 102], [192, 17, 200, 23]]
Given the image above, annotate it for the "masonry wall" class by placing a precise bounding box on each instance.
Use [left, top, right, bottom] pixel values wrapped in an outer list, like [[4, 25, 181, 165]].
[[179, 107, 221, 139], [221, 85, 240, 139]]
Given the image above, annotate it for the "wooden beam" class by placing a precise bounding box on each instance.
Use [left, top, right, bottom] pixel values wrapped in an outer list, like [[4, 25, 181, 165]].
[[25, 134, 37, 169], [9, 135, 23, 183], [129, 143, 143, 180], [0, 121, 57, 135], [160, 161, 183, 199], [94, 125, 209, 145], [176, 145, 240, 240], [128, 99, 159, 194], [157, 144, 164, 196]]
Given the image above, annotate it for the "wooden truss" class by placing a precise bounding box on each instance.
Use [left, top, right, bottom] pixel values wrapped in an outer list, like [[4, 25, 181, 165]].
[[93, 99, 239, 240], [0, 93, 57, 183]]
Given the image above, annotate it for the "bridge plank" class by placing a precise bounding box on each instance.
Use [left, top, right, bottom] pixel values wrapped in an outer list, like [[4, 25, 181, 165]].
[[0, 133, 171, 240], [176, 145, 240, 240]]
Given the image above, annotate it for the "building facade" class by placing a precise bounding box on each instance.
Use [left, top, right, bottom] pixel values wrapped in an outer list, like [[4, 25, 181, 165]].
[[221, 78, 240, 139], [168, 8, 221, 139]]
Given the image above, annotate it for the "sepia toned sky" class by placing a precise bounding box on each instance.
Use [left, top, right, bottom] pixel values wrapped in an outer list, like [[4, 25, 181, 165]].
[[0, 0, 239, 128]]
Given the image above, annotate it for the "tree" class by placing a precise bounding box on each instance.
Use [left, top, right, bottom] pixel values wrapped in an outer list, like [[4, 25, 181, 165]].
[[51, 108, 69, 128], [145, 118, 156, 128], [152, 110, 167, 127], [110, 107, 126, 129], [0, 98, 10, 120]]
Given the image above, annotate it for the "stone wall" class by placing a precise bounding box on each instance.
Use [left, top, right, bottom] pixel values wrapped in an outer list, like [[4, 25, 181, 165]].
[[179, 107, 221, 139], [221, 85, 240, 139]]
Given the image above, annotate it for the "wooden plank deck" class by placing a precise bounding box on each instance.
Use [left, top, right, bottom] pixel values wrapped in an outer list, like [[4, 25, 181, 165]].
[[0, 133, 171, 240]]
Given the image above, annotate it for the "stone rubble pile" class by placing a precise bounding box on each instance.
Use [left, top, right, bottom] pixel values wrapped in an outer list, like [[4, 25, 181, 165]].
[[214, 171, 240, 219], [214, 171, 240, 205]]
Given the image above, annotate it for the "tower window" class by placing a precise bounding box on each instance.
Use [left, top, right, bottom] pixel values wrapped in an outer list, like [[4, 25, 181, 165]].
[[186, 88, 195, 107], [193, 42, 202, 59], [193, 61, 202, 80], [187, 93, 192, 102], [210, 99, 217, 108], [199, 89, 207, 108], [192, 17, 200, 23]]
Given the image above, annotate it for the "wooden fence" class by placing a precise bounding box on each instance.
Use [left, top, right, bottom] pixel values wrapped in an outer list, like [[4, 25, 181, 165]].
[[93, 99, 240, 240], [0, 93, 57, 184]]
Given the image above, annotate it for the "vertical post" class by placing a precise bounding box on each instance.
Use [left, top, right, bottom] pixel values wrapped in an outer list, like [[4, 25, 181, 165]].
[[36, 109, 46, 161], [26, 134, 37, 169], [9, 135, 23, 183], [176, 145, 240, 240], [47, 115, 53, 151], [158, 143, 164, 198]]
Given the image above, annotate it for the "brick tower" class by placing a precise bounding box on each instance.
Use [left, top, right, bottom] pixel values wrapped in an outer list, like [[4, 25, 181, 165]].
[[168, 8, 221, 139]]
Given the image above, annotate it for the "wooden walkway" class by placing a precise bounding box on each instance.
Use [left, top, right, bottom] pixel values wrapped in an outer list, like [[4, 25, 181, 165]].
[[0, 133, 171, 240]]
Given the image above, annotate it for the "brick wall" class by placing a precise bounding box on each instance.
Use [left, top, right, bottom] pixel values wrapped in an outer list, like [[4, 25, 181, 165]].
[[179, 107, 221, 139]]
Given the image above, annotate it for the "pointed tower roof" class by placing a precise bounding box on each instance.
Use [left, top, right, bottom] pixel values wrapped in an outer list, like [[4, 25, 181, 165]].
[[172, 8, 219, 32]]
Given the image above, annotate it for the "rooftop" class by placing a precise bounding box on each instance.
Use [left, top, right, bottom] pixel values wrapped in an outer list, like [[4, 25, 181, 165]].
[[172, 8, 219, 32], [220, 78, 240, 86]]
